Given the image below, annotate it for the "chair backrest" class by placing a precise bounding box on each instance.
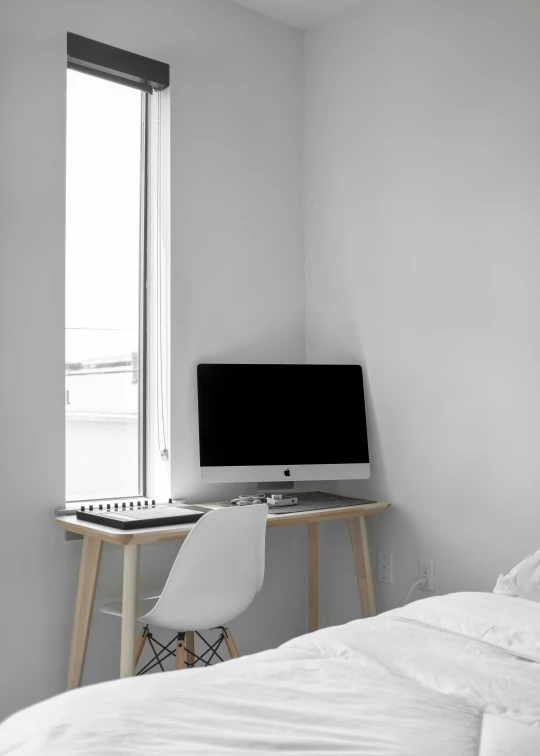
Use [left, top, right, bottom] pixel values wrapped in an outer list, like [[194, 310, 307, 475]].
[[144, 504, 268, 631]]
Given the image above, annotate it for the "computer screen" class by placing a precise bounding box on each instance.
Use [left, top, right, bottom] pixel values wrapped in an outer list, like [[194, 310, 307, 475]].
[[197, 364, 370, 484]]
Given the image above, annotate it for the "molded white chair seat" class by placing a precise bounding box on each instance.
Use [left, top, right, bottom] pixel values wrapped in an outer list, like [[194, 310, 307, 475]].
[[100, 504, 268, 671]]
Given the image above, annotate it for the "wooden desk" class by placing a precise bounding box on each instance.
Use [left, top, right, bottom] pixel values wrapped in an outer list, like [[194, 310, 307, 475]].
[[56, 498, 390, 690]]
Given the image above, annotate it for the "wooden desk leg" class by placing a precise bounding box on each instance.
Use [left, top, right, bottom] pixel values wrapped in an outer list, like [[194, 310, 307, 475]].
[[307, 522, 319, 632], [120, 543, 140, 678], [66, 536, 103, 690], [348, 516, 376, 618]]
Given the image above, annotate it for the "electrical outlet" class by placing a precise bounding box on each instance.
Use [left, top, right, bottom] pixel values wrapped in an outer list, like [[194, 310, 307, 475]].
[[377, 551, 393, 584], [418, 558, 434, 591]]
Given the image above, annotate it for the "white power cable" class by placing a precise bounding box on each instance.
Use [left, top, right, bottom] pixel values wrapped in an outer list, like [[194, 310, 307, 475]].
[[404, 578, 429, 606]]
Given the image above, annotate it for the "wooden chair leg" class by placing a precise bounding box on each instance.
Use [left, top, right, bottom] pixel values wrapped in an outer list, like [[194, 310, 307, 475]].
[[175, 635, 185, 670], [223, 628, 239, 659], [134, 625, 149, 667], [185, 631, 195, 667]]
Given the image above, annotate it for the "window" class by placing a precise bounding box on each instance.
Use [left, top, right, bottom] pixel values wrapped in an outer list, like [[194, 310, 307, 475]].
[[66, 71, 146, 501], [65, 35, 169, 502]]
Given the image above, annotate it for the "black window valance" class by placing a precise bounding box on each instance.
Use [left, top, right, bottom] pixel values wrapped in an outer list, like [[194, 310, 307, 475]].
[[67, 32, 169, 94]]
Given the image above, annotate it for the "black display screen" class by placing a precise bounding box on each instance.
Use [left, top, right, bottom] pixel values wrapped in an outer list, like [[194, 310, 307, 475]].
[[197, 364, 369, 467]]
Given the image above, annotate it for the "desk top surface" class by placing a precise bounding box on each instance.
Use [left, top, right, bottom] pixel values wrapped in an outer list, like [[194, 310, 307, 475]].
[[56, 498, 390, 546]]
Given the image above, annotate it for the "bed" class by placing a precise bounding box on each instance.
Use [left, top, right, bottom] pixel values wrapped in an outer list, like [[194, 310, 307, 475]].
[[1, 592, 540, 755]]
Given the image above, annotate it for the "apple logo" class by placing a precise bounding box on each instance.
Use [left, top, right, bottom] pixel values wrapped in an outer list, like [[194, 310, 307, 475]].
[[284, 468, 291, 477]]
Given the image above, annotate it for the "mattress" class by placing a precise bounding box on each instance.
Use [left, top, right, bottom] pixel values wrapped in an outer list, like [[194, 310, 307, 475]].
[[1, 592, 540, 755]]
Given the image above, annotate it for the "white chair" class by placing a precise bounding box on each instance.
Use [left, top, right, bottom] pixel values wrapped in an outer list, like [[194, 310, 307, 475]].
[[101, 504, 268, 672]]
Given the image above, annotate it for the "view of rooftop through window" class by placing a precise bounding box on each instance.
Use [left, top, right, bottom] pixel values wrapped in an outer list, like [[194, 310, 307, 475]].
[[66, 69, 144, 501]]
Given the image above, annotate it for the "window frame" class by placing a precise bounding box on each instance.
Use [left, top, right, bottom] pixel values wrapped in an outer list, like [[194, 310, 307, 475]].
[[138, 91, 150, 499]]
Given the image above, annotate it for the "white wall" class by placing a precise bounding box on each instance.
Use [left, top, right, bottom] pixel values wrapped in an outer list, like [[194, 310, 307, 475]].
[[305, 0, 540, 620], [0, 0, 304, 719], [7, 0, 538, 723]]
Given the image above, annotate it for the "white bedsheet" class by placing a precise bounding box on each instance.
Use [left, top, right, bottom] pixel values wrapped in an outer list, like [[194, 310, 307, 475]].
[[1, 593, 540, 755]]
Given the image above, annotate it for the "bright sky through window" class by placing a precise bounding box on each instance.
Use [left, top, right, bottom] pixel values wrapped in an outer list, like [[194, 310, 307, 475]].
[[66, 70, 144, 501]]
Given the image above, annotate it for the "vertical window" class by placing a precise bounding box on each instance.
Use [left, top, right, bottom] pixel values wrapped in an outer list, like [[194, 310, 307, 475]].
[[65, 34, 169, 502], [65, 70, 146, 501]]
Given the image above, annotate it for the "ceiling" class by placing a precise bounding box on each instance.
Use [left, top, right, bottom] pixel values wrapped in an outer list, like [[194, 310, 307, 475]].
[[230, 0, 366, 30]]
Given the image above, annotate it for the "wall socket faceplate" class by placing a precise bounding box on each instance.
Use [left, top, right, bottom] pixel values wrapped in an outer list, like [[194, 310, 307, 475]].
[[377, 551, 393, 584], [418, 558, 434, 591]]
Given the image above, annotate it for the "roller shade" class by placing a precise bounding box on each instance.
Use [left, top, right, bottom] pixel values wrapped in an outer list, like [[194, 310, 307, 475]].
[[67, 32, 169, 94]]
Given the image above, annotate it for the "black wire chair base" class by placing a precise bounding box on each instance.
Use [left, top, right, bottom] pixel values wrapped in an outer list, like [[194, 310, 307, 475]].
[[136, 627, 227, 675]]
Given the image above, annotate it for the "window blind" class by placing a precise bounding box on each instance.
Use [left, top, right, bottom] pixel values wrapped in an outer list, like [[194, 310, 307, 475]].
[[67, 32, 169, 94]]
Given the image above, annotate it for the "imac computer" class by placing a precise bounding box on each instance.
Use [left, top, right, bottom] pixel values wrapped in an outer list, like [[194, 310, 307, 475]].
[[196, 364, 370, 490]]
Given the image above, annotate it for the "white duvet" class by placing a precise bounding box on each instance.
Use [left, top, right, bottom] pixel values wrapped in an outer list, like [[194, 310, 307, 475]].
[[2, 592, 540, 755]]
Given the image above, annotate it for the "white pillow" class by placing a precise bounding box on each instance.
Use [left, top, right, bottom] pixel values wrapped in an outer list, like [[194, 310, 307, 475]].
[[494, 550, 540, 602]]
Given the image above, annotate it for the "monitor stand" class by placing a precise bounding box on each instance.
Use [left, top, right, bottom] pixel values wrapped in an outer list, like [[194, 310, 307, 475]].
[[257, 481, 297, 496]]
